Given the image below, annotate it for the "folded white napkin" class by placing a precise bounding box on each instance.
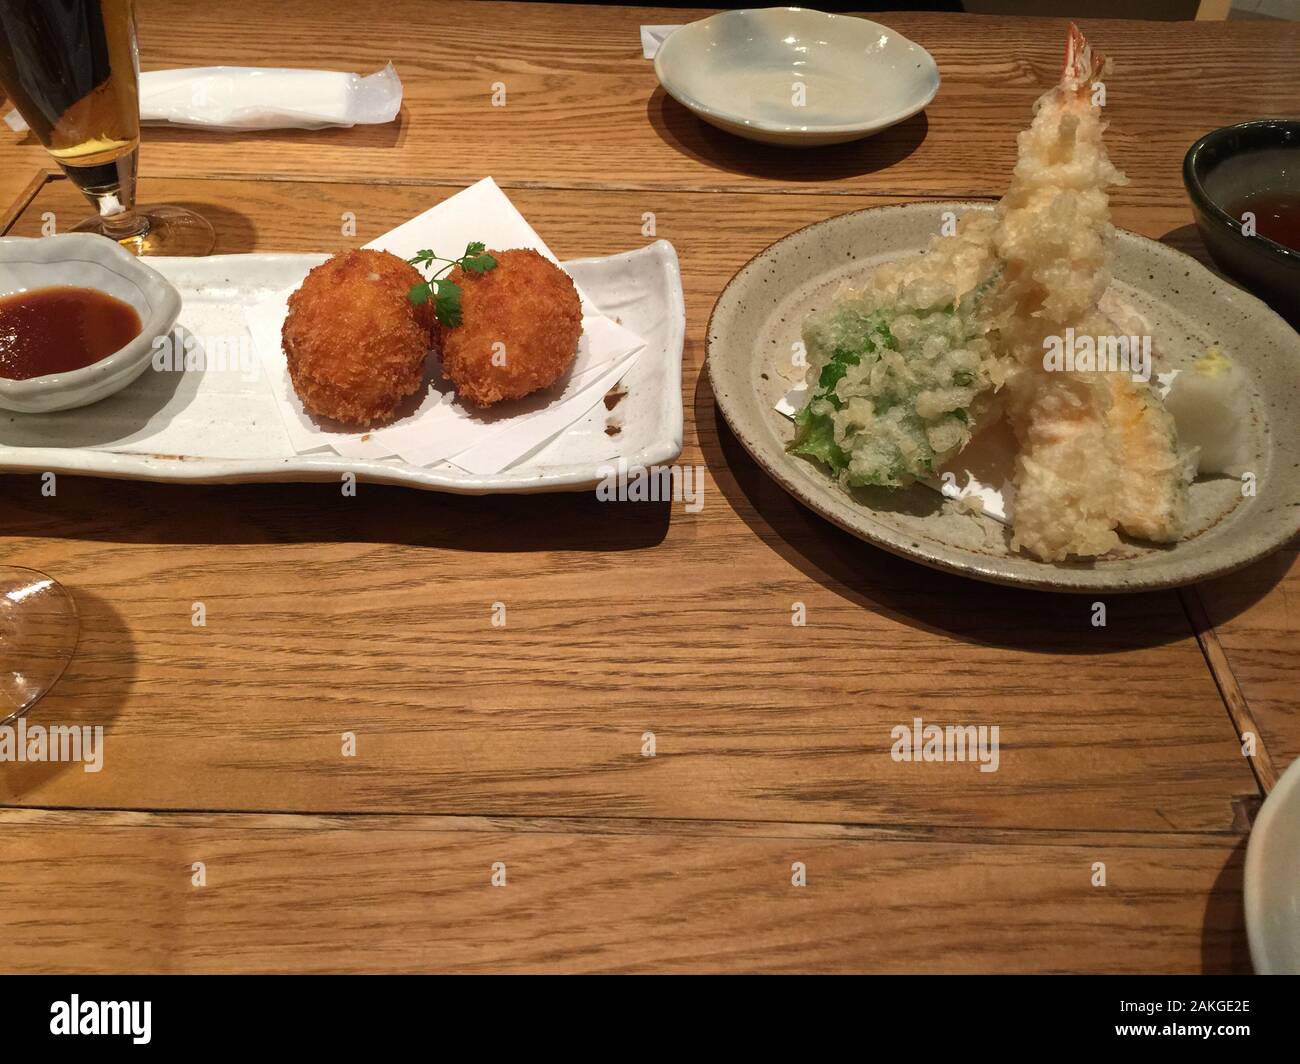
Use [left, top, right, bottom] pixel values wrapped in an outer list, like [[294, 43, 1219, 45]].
[[5, 63, 402, 132], [640, 25, 681, 60], [245, 177, 647, 475]]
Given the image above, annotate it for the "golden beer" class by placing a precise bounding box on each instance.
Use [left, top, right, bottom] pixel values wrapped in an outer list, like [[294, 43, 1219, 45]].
[[0, 0, 211, 254]]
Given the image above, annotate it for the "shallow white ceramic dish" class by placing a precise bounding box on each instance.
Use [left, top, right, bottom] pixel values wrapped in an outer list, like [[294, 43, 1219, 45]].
[[0, 240, 685, 494], [708, 202, 1300, 593], [0, 234, 182, 413], [1246, 756, 1300, 974], [654, 7, 939, 147]]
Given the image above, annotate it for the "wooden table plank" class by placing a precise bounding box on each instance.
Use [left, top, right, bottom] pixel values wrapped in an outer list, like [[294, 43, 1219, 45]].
[[1193, 542, 1300, 778], [0, 809, 1250, 974], [1, 172, 1211, 264], [2, 4, 1290, 975], [6, 4, 1293, 206], [0, 162, 47, 233], [0, 177, 1258, 832]]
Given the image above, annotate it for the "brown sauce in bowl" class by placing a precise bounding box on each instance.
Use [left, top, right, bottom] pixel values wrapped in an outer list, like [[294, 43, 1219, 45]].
[[1230, 189, 1300, 254], [0, 285, 142, 381]]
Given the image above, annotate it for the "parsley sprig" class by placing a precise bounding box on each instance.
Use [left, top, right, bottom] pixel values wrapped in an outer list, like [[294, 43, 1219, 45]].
[[407, 242, 498, 327]]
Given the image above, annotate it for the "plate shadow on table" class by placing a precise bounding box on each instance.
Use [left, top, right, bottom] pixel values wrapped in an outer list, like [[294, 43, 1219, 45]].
[[1201, 835, 1252, 974], [0, 589, 134, 802], [645, 88, 929, 184], [691, 366, 1281, 651], [0, 473, 672, 555]]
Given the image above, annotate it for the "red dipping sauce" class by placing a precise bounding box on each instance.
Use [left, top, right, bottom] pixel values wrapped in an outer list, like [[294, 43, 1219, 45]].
[[1230, 189, 1300, 254], [0, 285, 142, 381]]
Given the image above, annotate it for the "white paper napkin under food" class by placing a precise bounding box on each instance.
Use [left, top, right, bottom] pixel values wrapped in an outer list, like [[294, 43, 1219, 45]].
[[640, 26, 681, 60], [6, 64, 402, 132], [244, 177, 647, 474]]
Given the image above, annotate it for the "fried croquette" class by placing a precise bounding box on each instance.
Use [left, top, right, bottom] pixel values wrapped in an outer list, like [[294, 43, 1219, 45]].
[[282, 249, 435, 426], [436, 248, 583, 406]]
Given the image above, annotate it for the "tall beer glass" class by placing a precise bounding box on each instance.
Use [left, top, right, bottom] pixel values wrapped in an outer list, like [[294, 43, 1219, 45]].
[[0, 0, 213, 254]]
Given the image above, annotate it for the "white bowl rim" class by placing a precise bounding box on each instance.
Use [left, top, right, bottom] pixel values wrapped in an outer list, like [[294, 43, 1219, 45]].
[[0, 233, 182, 397], [1245, 755, 1300, 974], [653, 7, 940, 138]]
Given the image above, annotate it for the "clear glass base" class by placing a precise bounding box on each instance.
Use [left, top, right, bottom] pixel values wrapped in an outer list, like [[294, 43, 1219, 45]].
[[0, 567, 79, 725], [72, 203, 216, 256]]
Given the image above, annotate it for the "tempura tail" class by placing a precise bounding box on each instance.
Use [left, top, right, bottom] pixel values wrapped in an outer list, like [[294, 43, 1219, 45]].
[[991, 25, 1124, 343]]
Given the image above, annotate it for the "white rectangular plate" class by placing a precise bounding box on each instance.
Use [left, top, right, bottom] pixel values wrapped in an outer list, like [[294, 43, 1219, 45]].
[[0, 241, 685, 494]]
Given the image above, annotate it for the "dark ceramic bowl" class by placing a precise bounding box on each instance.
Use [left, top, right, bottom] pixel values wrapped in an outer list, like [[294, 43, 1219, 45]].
[[1184, 119, 1300, 325]]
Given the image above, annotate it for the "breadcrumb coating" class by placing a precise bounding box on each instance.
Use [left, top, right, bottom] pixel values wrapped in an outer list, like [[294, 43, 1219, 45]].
[[282, 250, 434, 427], [436, 248, 582, 407]]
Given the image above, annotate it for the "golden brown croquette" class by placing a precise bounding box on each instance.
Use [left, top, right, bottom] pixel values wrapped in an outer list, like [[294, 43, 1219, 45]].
[[435, 248, 583, 407], [282, 249, 434, 426]]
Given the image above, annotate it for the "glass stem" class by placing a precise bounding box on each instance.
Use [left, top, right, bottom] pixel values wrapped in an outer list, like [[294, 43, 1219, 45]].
[[63, 144, 149, 240]]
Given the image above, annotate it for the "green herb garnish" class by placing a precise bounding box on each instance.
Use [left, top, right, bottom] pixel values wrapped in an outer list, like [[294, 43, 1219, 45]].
[[407, 241, 498, 327], [789, 402, 849, 472], [787, 314, 894, 475]]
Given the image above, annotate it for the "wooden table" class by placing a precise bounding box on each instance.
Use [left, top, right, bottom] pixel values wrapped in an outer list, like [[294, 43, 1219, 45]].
[[1, 2, 1296, 974]]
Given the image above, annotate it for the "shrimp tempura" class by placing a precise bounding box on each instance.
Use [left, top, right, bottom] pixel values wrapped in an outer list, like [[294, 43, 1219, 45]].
[[789, 25, 1190, 559], [987, 25, 1186, 560]]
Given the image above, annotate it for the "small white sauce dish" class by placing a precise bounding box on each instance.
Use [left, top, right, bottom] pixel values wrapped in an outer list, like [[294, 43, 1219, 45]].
[[1246, 756, 1300, 974], [0, 234, 182, 414], [654, 7, 940, 147]]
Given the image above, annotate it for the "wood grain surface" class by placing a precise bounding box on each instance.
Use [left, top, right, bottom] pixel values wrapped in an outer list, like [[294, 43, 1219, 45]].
[[0, 809, 1249, 974], [1193, 544, 1300, 776], [6, 3, 1297, 206], [0, 175, 1258, 835], [125, 3, 1300, 206], [0, 2, 1296, 974]]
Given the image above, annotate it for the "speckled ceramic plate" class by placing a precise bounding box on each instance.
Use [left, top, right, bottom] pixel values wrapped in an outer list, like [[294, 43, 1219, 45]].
[[707, 201, 1300, 592]]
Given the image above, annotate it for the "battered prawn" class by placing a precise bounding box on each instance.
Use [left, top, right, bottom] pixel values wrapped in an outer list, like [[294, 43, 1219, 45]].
[[790, 24, 1190, 562], [990, 24, 1188, 560]]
